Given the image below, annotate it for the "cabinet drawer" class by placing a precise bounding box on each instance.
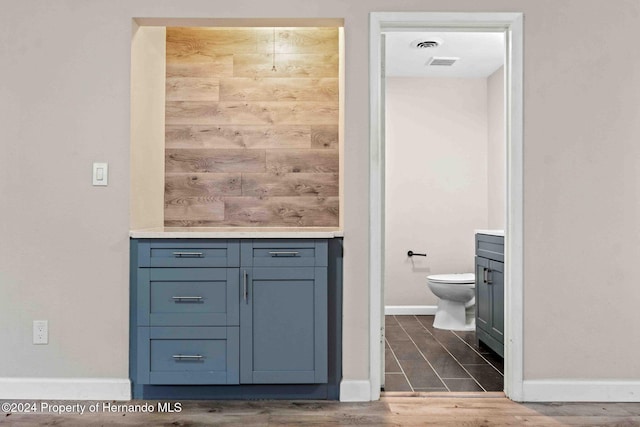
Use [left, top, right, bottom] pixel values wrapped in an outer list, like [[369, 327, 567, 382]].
[[137, 268, 239, 327], [242, 239, 328, 268], [137, 240, 239, 268], [475, 234, 504, 262], [137, 327, 239, 385]]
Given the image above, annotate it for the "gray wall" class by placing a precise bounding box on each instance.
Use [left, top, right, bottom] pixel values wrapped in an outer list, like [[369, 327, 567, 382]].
[[1, 0, 640, 390]]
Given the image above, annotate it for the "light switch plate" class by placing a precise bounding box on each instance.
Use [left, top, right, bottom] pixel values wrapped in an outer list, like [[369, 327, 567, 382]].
[[93, 162, 108, 186]]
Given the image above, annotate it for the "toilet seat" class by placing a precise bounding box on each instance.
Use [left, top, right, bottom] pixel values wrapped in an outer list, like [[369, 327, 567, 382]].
[[427, 273, 475, 284]]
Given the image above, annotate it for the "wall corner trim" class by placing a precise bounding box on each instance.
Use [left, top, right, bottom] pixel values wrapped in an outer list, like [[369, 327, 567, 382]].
[[339, 380, 372, 402], [384, 306, 437, 316], [0, 378, 131, 400], [522, 379, 640, 402]]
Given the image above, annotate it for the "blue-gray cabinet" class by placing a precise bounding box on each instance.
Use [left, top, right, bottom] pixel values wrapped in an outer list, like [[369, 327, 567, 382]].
[[240, 240, 328, 384], [138, 326, 240, 385], [475, 234, 504, 357], [130, 238, 335, 399], [138, 268, 239, 327]]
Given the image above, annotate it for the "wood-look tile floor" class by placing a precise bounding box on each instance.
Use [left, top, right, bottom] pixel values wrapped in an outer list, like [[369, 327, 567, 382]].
[[385, 315, 504, 392], [3, 398, 640, 426]]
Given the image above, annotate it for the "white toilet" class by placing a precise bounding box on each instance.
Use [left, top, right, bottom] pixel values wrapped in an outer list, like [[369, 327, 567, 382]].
[[427, 273, 476, 331]]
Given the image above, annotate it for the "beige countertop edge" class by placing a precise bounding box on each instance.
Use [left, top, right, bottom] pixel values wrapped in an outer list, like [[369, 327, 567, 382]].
[[474, 229, 505, 237], [129, 228, 344, 239]]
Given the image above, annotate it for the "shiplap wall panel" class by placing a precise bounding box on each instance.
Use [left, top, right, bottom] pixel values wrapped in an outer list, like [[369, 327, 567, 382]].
[[165, 125, 311, 149], [164, 196, 339, 227], [165, 27, 339, 227], [165, 198, 226, 222], [166, 77, 220, 101], [233, 53, 339, 78], [276, 28, 338, 53], [266, 150, 339, 174], [166, 59, 233, 78], [310, 125, 339, 149], [255, 28, 339, 54], [224, 196, 339, 227], [241, 173, 339, 197], [165, 173, 242, 197], [166, 149, 266, 173], [166, 101, 338, 125], [219, 78, 338, 102], [167, 28, 265, 55]]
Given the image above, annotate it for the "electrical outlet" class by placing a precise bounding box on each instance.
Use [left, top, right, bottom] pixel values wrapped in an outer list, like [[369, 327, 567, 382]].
[[33, 320, 48, 345]]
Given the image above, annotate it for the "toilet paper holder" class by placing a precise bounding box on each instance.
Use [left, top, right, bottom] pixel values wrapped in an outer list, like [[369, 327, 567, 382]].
[[407, 250, 427, 257]]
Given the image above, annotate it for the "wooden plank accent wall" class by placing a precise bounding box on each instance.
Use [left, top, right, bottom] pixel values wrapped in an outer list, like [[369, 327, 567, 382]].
[[165, 27, 339, 227]]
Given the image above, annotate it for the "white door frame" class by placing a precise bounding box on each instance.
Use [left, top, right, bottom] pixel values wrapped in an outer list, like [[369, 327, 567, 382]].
[[369, 12, 524, 401]]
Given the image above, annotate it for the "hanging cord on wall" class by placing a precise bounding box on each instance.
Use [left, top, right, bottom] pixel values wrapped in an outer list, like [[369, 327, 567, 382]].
[[272, 28, 277, 72]]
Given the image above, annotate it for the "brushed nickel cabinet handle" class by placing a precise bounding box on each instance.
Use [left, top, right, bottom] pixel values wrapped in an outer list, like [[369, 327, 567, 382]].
[[484, 268, 493, 285], [483, 268, 488, 284], [172, 354, 204, 360], [243, 270, 248, 303], [172, 296, 203, 302], [268, 251, 300, 257], [172, 252, 204, 258]]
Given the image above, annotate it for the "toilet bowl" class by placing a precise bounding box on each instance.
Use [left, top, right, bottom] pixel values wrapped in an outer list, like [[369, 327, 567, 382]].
[[427, 273, 475, 331]]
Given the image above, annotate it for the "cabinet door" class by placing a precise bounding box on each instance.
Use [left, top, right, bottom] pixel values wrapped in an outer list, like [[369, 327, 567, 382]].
[[240, 267, 328, 384], [489, 260, 504, 343], [475, 256, 491, 332]]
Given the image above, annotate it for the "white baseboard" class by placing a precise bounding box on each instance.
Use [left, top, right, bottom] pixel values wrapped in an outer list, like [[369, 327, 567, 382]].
[[384, 305, 437, 316], [522, 379, 640, 402], [340, 379, 371, 402], [0, 378, 131, 400]]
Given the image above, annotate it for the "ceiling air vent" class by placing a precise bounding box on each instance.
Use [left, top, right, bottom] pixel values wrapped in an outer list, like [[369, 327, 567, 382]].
[[426, 57, 459, 66], [416, 40, 440, 49], [410, 38, 443, 49]]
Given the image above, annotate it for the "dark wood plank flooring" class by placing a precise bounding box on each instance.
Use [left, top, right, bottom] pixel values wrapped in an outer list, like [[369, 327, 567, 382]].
[[385, 315, 503, 392]]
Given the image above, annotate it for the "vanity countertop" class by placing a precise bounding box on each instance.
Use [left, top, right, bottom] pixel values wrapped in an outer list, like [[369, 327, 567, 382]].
[[475, 229, 505, 237], [130, 227, 344, 239]]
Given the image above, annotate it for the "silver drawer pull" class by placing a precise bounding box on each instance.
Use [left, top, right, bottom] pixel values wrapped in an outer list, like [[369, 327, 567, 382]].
[[172, 354, 204, 360], [243, 270, 248, 303], [172, 252, 204, 258], [268, 251, 300, 257], [172, 296, 203, 302]]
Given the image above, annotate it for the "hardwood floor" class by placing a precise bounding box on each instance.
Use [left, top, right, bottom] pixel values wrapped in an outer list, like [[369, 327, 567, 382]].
[[3, 397, 640, 426]]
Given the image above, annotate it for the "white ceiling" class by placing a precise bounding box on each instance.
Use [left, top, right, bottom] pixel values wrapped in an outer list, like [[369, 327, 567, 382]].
[[384, 31, 505, 78]]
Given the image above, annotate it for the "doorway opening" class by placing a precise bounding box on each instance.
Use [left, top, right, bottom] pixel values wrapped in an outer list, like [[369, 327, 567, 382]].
[[383, 29, 505, 393], [369, 12, 523, 401]]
